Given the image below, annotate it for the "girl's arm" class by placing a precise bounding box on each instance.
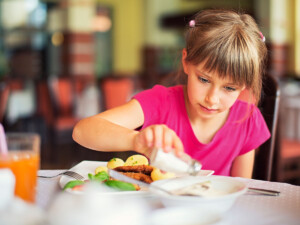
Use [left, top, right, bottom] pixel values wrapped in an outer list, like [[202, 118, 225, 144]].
[[72, 99, 184, 156], [72, 99, 144, 152], [230, 150, 255, 178]]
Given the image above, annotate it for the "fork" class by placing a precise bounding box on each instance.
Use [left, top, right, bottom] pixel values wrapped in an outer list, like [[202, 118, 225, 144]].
[[38, 170, 85, 181]]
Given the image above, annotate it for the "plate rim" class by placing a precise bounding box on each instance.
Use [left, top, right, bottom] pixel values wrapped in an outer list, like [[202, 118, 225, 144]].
[[59, 160, 215, 195], [59, 160, 149, 196]]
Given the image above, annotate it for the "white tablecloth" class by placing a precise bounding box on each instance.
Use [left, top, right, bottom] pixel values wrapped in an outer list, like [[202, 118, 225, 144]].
[[37, 170, 300, 225]]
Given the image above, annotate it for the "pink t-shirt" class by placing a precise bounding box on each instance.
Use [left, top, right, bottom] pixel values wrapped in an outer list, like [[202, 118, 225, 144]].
[[134, 85, 270, 176]]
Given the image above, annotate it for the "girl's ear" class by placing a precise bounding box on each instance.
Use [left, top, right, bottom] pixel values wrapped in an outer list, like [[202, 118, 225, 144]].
[[182, 48, 189, 75]]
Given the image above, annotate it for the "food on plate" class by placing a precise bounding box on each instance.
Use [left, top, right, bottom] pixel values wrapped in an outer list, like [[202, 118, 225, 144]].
[[120, 172, 153, 184], [112, 155, 176, 184], [105, 180, 137, 191], [114, 165, 153, 175], [124, 154, 149, 166], [63, 171, 137, 192], [63, 154, 176, 192], [114, 164, 154, 183], [151, 168, 176, 181], [95, 166, 108, 174], [107, 158, 125, 169], [63, 180, 85, 191]]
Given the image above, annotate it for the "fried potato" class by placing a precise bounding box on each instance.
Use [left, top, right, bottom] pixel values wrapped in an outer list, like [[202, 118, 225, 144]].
[[151, 167, 175, 181], [124, 154, 149, 166], [95, 166, 108, 174], [121, 172, 153, 184], [107, 158, 125, 169]]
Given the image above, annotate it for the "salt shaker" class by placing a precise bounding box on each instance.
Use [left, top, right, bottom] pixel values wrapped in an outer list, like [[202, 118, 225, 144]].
[[149, 147, 202, 175]]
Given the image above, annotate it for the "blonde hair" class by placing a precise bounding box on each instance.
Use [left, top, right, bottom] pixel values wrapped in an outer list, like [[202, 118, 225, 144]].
[[179, 9, 267, 103]]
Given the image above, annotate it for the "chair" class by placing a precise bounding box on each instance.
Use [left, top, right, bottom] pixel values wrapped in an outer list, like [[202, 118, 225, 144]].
[[36, 76, 80, 165], [252, 73, 280, 181], [37, 76, 112, 168], [100, 76, 134, 110], [276, 139, 300, 183], [274, 81, 300, 184], [0, 81, 10, 123]]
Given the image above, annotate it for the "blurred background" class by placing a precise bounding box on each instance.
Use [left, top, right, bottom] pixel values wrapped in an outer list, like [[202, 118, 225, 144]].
[[0, 0, 300, 185]]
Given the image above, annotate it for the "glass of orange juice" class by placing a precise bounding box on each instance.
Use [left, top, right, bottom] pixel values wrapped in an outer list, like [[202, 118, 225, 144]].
[[0, 133, 40, 203]]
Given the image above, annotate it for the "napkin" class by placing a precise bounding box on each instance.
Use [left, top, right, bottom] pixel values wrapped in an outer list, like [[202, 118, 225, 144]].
[[0, 169, 15, 210], [0, 197, 46, 225], [47, 182, 150, 225], [0, 169, 46, 225]]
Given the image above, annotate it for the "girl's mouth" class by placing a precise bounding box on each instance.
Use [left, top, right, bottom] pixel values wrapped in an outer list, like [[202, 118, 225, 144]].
[[200, 104, 218, 113]]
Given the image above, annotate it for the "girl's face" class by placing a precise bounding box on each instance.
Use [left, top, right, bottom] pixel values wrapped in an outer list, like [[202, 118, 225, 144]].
[[182, 49, 245, 120]]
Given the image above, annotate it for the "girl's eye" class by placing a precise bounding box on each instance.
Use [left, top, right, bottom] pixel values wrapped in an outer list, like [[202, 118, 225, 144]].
[[198, 77, 209, 83], [224, 86, 236, 92]]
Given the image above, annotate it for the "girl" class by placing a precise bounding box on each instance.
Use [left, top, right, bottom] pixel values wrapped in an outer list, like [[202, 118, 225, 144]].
[[73, 9, 270, 178]]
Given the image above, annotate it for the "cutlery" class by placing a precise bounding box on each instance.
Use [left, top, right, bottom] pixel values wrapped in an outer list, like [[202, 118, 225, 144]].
[[247, 187, 280, 196], [38, 170, 85, 181], [109, 169, 280, 197]]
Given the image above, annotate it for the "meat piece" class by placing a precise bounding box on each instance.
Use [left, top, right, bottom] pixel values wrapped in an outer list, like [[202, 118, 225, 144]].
[[114, 165, 154, 175], [121, 172, 153, 184]]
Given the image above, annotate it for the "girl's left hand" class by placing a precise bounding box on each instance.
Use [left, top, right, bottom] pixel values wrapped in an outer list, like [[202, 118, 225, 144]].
[[133, 124, 184, 157]]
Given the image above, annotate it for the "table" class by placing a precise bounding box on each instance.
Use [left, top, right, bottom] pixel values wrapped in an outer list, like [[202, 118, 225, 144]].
[[37, 170, 300, 225]]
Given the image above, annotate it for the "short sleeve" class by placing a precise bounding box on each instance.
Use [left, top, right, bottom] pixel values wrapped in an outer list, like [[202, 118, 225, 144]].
[[239, 106, 271, 155], [133, 85, 168, 126]]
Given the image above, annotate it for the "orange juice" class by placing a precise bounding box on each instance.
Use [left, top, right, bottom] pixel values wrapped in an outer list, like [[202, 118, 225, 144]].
[[0, 151, 40, 203], [0, 133, 40, 203]]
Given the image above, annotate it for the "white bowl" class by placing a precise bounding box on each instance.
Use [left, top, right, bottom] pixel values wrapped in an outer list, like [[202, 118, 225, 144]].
[[151, 176, 247, 215], [149, 207, 221, 225]]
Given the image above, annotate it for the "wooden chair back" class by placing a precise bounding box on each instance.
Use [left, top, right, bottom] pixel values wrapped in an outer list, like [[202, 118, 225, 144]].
[[48, 76, 75, 117], [100, 76, 134, 110], [252, 73, 280, 181]]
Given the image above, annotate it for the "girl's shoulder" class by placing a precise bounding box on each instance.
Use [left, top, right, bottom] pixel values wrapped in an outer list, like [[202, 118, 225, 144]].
[[233, 99, 256, 110], [133, 85, 184, 110], [151, 84, 183, 94], [230, 100, 261, 122], [135, 84, 183, 100], [132, 85, 185, 123]]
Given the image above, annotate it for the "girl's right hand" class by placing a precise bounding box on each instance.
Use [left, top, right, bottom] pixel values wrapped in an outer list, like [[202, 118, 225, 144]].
[[133, 124, 184, 157]]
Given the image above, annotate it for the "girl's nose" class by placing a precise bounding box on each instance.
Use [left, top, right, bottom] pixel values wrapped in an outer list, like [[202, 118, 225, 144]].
[[205, 88, 220, 105]]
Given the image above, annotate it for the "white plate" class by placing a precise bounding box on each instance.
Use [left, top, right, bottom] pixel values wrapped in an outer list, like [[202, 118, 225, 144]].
[[152, 176, 247, 215], [60, 160, 155, 197], [59, 160, 145, 196], [59, 160, 106, 189], [59, 160, 214, 196]]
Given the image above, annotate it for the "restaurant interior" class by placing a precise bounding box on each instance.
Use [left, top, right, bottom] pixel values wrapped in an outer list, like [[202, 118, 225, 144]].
[[0, 0, 300, 187]]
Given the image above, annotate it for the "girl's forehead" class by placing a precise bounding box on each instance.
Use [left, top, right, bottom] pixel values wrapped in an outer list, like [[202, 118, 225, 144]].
[[193, 61, 243, 85], [194, 64, 232, 80]]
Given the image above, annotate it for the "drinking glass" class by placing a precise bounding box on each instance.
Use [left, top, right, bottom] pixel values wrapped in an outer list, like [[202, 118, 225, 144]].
[[0, 133, 40, 203]]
